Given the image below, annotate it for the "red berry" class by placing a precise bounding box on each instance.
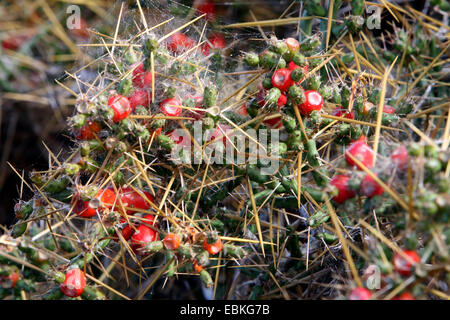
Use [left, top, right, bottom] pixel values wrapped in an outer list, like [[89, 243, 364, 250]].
[[196, 1, 216, 21], [129, 90, 150, 111], [257, 87, 267, 107], [141, 214, 156, 226], [288, 61, 298, 71], [277, 94, 287, 107], [351, 134, 367, 144], [114, 218, 135, 241], [69, 17, 89, 40], [150, 127, 162, 138], [72, 189, 116, 218], [236, 104, 248, 116], [330, 175, 356, 204], [349, 287, 372, 300], [72, 197, 97, 218], [121, 224, 135, 241], [284, 37, 300, 53], [332, 106, 354, 119], [76, 121, 101, 140], [119, 187, 154, 215], [210, 124, 233, 145], [202, 33, 226, 56], [132, 62, 145, 87], [98, 188, 117, 209], [383, 104, 396, 114], [298, 90, 323, 116], [264, 116, 283, 128], [393, 250, 420, 276], [142, 72, 154, 88], [132, 65, 154, 89], [60, 268, 86, 297], [160, 98, 182, 117], [167, 129, 191, 148], [131, 224, 158, 255], [194, 260, 204, 273], [345, 140, 375, 170], [108, 94, 131, 122], [392, 292, 415, 300], [1, 34, 30, 51], [271, 68, 294, 92], [163, 233, 181, 250], [167, 32, 195, 54], [360, 175, 384, 198], [8, 271, 20, 289], [1, 271, 20, 289], [391, 146, 408, 170], [203, 238, 223, 255]]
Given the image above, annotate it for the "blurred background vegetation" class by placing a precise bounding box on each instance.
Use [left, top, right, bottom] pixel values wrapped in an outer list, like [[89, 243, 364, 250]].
[[0, 0, 429, 227]]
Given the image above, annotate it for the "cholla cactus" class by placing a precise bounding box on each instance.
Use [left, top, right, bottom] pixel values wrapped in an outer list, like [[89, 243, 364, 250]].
[[1, 1, 449, 301]]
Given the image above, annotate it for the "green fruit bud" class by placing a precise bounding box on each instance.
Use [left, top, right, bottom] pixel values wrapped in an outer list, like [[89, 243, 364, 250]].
[[64, 163, 80, 176], [290, 67, 305, 82], [262, 77, 273, 89], [271, 41, 288, 55], [354, 95, 364, 114], [346, 15, 364, 34], [424, 145, 439, 159], [30, 172, 44, 187], [81, 286, 106, 300], [341, 53, 354, 64], [144, 240, 163, 253], [80, 141, 90, 157], [44, 177, 70, 194], [259, 51, 278, 69], [117, 77, 132, 96], [12, 222, 27, 238], [317, 232, 338, 244], [308, 211, 329, 227], [200, 270, 213, 287], [351, 0, 364, 16], [203, 86, 217, 107], [177, 244, 194, 258], [151, 113, 166, 129], [43, 287, 64, 300], [145, 37, 159, 53], [244, 52, 259, 67], [196, 250, 210, 266], [425, 158, 442, 173], [300, 35, 321, 52], [265, 87, 282, 105], [277, 57, 287, 69], [70, 114, 87, 129], [157, 134, 175, 151], [283, 115, 297, 133], [306, 74, 321, 91], [288, 85, 305, 105], [202, 116, 215, 129], [408, 142, 422, 157], [223, 244, 246, 259], [52, 271, 66, 284], [318, 85, 333, 100], [15, 201, 33, 220], [292, 53, 307, 67]]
